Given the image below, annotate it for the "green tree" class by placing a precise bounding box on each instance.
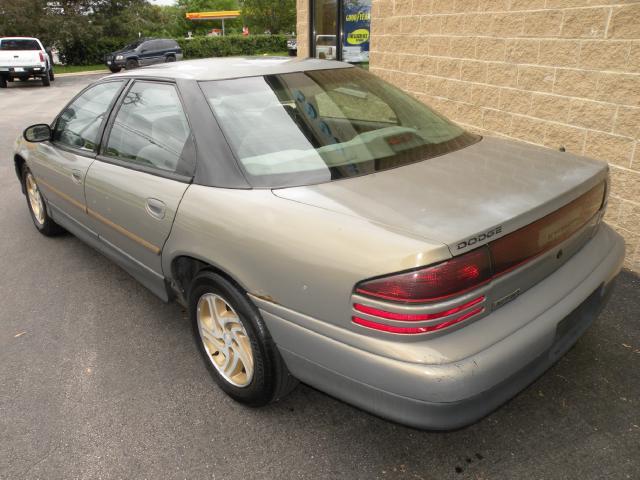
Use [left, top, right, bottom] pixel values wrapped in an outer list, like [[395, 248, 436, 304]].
[[92, 0, 164, 39], [0, 0, 56, 46], [46, 1, 100, 50], [239, 0, 295, 34]]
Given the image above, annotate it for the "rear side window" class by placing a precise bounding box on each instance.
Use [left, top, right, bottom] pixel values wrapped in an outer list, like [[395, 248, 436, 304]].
[[144, 40, 161, 50], [0, 39, 40, 50], [104, 81, 192, 176], [53, 81, 125, 152]]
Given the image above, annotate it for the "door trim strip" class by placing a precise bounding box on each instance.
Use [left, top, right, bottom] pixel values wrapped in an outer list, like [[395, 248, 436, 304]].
[[37, 177, 86, 212], [87, 208, 161, 255], [36, 176, 161, 255]]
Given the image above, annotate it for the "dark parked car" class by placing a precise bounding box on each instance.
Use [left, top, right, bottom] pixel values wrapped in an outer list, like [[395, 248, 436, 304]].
[[105, 38, 183, 73]]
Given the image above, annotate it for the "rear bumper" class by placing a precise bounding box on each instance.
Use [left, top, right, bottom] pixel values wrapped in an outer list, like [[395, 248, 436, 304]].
[[254, 224, 625, 430], [0, 65, 47, 77]]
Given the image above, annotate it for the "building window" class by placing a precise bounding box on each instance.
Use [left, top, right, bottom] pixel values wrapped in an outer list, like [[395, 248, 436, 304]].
[[342, 0, 371, 65]]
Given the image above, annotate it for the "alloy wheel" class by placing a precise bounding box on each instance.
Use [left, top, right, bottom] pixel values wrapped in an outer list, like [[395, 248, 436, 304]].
[[196, 293, 254, 387], [26, 173, 45, 225]]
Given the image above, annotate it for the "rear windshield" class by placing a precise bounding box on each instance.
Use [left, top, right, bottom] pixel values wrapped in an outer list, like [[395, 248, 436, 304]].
[[0, 39, 40, 50], [200, 67, 478, 188]]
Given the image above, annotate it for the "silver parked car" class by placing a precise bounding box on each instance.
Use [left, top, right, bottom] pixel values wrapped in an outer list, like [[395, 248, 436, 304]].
[[13, 57, 624, 429]]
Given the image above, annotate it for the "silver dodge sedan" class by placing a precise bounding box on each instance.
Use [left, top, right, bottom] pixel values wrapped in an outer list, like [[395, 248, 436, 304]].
[[13, 57, 625, 429]]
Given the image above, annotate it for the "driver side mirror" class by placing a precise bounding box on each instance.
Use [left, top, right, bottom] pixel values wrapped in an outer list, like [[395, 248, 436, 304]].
[[24, 124, 52, 143]]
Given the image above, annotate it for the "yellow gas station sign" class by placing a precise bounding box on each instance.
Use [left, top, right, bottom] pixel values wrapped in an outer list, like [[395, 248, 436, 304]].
[[185, 11, 241, 20]]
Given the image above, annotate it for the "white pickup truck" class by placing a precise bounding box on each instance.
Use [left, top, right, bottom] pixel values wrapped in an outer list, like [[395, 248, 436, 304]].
[[0, 37, 54, 88]]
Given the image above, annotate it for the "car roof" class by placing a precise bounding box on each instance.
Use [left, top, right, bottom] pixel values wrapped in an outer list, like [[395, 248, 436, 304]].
[[0, 37, 40, 41], [110, 56, 353, 81]]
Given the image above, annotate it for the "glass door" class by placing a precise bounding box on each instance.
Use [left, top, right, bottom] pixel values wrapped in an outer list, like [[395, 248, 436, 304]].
[[312, 0, 338, 60], [310, 0, 371, 67]]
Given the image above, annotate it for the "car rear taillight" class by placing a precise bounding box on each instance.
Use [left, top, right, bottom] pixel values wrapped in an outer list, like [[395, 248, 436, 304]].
[[355, 247, 492, 303], [39, 51, 45, 62], [353, 295, 485, 321], [353, 306, 485, 334]]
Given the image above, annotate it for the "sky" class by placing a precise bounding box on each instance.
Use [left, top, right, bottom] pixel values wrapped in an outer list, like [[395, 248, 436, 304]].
[[149, 0, 176, 5]]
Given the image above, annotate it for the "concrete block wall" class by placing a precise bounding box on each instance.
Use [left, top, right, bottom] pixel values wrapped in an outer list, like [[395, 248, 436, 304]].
[[368, 0, 640, 270], [297, 0, 310, 58]]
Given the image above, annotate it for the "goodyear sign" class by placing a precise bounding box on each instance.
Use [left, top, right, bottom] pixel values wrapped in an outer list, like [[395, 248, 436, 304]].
[[343, 0, 371, 62]]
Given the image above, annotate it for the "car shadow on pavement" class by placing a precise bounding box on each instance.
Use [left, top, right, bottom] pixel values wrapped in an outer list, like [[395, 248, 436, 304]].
[[2, 79, 50, 88], [258, 269, 640, 479]]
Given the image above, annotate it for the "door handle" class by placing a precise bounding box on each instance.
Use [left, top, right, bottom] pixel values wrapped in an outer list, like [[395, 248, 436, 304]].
[[71, 169, 83, 184], [145, 198, 166, 220]]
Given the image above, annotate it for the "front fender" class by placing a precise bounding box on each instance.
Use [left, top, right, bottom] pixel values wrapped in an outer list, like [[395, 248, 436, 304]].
[[13, 134, 31, 188]]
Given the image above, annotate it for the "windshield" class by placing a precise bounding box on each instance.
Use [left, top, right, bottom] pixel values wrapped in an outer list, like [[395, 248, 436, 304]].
[[0, 39, 40, 50], [200, 67, 479, 188]]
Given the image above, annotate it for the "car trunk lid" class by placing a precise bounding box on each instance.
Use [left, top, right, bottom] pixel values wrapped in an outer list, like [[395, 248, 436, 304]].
[[272, 136, 608, 255]]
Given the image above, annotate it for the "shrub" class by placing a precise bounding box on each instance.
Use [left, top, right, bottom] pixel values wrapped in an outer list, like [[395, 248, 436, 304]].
[[59, 37, 125, 65], [58, 34, 288, 66], [176, 35, 288, 59]]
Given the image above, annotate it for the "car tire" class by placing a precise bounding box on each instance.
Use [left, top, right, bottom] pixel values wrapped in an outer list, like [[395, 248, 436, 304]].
[[22, 166, 65, 236], [125, 59, 138, 70], [189, 270, 298, 407], [49, 68, 54, 81], [165, 55, 176, 63], [0, 77, 7, 88], [42, 74, 50, 87], [109, 66, 122, 73]]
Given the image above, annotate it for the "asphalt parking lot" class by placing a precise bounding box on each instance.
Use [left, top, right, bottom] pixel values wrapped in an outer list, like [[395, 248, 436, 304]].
[[1, 74, 639, 480]]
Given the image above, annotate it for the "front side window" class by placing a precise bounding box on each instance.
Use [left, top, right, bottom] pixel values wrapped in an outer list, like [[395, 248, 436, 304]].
[[123, 40, 143, 51], [104, 81, 191, 176], [200, 67, 478, 188], [53, 81, 125, 152]]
